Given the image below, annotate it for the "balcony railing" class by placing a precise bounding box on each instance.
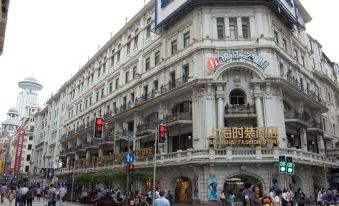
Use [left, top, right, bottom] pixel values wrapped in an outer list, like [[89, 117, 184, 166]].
[[286, 75, 325, 105], [136, 122, 156, 133], [56, 147, 338, 174], [163, 112, 192, 123], [307, 119, 322, 130], [225, 104, 256, 115], [284, 110, 308, 122]]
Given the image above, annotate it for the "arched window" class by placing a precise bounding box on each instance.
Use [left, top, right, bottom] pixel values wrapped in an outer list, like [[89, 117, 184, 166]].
[[229, 89, 246, 105]]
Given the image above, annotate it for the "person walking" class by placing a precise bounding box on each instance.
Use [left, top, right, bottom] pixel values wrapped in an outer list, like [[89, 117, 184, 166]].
[[26, 187, 33, 206], [295, 188, 305, 206], [8, 187, 16, 206], [228, 190, 236, 206], [48, 184, 57, 206], [58, 186, 66, 206], [19, 185, 28, 206], [242, 182, 254, 206], [166, 190, 173, 206], [274, 190, 283, 206], [253, 185, 261, 206], [36, 187, 41, 202], [220, 190, 226, 206], [154, 190, 170, 206]]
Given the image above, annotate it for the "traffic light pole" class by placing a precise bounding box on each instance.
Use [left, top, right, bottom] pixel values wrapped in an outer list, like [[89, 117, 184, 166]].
[[152, 125, 159, 206]]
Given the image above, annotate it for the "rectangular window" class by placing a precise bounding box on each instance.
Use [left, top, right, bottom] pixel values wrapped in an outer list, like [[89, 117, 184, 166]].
[[29, 136, 33, 140], [28, 144, 32, 150], [170, 71, 176, 89], [97, 67, 101, 77], [154, 51, 160, 66], [102, 63, 106, 74], [109, 82, 113, 93], [282, 38, 287, 51], [145, 57, 150, 71], [89, 96, 92, 105], [146, 18, 151, 39], [111, 55, 115, 67], [96, 91, 100, 101], [293, 49, 298, 60], [25, 166, 29, 173], [132, 66, 137, 79], [217, 17, 224, 39], [153, 80, 158, 91], [125, 71, 129, 83], [241, 17, 250, 39], [274, 31, 279, 44], [26, 155, 31, 161], [131, 92, 135, 103], [115, 78, 119, 89], [229, 18, 237, 40], [183, 31, 190, 48], [117, 50, 120, 62], [301, 55, 305, 66], [182, 64, 189, 83], [134, 35, 138, 49], [101, 88, 104, 98], [126, 42, 131, 54], [171, 40, 177, 55]]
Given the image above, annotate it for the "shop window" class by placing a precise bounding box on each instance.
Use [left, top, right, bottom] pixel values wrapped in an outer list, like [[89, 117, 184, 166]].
[[229, 89, 246, 105]]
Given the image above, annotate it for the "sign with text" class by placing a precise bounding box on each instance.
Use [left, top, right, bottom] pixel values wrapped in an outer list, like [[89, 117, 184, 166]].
[[155, 0, 191, 28], [13, 128, 25, 174], [209, 127, 279, 146]]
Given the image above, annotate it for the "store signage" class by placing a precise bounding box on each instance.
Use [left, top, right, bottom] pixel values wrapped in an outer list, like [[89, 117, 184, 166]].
[[155, 0, 191, 28], [208, 51, 270, 71], [13, 128, 25, 174], [209, 127, 279, 145]]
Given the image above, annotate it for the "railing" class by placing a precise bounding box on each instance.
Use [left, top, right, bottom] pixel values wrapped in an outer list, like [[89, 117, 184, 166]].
[[225, 104, 256, 115], [307, 119, 322, 130], [163, 112, 192, 123], [56, 147, 338, 174], [136, 122, 156, 132], [284, 111, 308, 122], [285, 75, 325, 105]]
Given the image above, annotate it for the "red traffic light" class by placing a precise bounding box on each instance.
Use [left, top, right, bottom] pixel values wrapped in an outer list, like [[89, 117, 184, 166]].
[[159, 124, 166, 137], [96, 118, 104, 126]]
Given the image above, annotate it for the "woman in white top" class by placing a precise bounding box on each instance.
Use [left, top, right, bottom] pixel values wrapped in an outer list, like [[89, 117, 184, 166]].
[[274, 190, 283, 206]]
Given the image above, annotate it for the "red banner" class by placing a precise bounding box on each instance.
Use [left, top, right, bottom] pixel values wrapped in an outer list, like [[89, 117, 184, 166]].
[[13, 128, 25, 174]]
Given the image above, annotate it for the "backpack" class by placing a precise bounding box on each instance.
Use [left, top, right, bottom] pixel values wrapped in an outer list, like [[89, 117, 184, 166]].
[[26, 191, 32, 200]]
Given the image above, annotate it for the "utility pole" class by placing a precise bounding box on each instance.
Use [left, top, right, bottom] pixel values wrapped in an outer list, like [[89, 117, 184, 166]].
[[152, 125, 159, 206]]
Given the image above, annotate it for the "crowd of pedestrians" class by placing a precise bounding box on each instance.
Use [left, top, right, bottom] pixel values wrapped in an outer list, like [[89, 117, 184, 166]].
[[0, 183, 66, 206], [218, 182, 339, 206]]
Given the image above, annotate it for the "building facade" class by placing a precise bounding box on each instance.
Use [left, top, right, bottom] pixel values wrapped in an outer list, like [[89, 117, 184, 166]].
[[34, 0, 339, 203], [0, 0, 10, 55]]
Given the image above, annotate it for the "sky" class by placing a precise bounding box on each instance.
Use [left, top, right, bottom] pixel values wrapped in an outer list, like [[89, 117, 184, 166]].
[[0, 0, 338, 121]]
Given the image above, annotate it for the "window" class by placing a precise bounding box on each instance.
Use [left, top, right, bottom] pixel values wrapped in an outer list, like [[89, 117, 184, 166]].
[[96, 92, 100, 101], [241, 17, 250, 39], [131, 93, 135, 103], [301, 55, 305, 66], [101, 88, 104, 98], [134, 35, 138, 49], [26, 155, 31, 161], [183, 31, 190, 48], [132, 66, 137, 79], [98, 67, 101, 77], [29, 136, 33, 140], [146, 18, 152, 39], [171, 40, 177, 55], [182, 64, 189, 83], [170, 71, 176, 89], [125, 71, 129, 83], [217, 17, 224, 39], [230, 89, 246, 105], [102, 63, 106, 74], [274, 31, 279, 44], [28, 144, 32, 150], [282, 38, 287, 51], [25, 166, 29, 173], [153, 80, 158, 91], [145, 57, 150, 71], [109, 82, 113, 93], [89, 96, 92, 105], [111, 54, 115, 67], [115, 78, 119, 89], [117, 50, 120, 62], [126, 42, 131, 54], [154, 51, 160, 66], [293, 49, 298, 60], [229, 18, 237, 40], [143, 85, 148, 99]]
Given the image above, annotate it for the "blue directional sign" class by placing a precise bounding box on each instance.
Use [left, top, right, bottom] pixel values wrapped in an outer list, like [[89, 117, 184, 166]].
[[124, 152, 135, 164]]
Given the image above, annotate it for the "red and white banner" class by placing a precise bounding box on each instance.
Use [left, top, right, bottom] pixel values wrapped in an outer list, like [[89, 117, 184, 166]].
[[13, 128, 25, 174]]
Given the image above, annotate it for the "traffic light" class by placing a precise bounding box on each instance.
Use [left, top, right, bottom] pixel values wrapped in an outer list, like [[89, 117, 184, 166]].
[[279, 155, 286, 173], [127, 163, 134, 174], [94, 117, 104, 139], [158, 124, 167, 143], [286, 156, 294, 174]]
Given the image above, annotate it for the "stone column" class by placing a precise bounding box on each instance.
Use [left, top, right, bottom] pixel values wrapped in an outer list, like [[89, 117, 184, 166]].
[[249, 16, 255, 39], [216, 83, 225, 129], [224, 17, 230, 39], [317, 135, 325, 154], [255, 96, 264, 127], [237, 17, 243, 39], [300, 128, 308, 151], [99, 147, 103, 157], [212, 17, 217, 39]]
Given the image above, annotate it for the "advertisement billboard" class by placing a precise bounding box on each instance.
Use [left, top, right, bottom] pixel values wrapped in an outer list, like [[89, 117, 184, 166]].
[[155, 0, 191, 28], [13, 128, 25, 174]]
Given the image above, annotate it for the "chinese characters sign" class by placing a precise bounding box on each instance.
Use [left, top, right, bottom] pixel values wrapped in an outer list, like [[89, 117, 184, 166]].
[[208, 51, 270, 71], [209, 127, 279, 146], [14, 128, 25, 174]]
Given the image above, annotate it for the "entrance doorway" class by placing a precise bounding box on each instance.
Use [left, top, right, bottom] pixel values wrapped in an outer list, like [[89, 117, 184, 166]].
[[224, 175, 263, 199], [174, 176, 192, 203]]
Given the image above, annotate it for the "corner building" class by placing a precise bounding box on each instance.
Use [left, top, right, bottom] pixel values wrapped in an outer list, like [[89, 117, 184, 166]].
[[47, 0, 339, 203]]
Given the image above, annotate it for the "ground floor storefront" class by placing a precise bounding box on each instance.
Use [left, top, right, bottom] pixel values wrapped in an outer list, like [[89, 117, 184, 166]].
[[148, 163, 327, 204]]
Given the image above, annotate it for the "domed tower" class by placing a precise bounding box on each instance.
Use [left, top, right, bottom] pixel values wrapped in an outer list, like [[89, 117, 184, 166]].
[[1, 108, 20, 137], [16, 76, 43, 120]]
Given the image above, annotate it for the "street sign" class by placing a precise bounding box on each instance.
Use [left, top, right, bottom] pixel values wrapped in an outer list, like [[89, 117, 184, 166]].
[[124, 152, 135, 164]]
